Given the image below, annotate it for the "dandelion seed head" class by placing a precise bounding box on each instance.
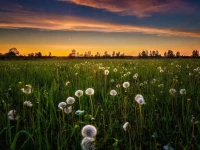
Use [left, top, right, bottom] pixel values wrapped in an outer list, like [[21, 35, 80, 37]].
[[81, 137, 95, 150], [75, 90, 83, 97], [123, 122, 130, 131], [8, 110, 18, 120], [64, 106, 72, 114], [85, 88, 94, 95], [23, 101, 33, 108], [110, 90, 117, 96], [81, 125, 97, 138], [104, 70, 109, 75], [66, 97, 75, 104], [180, 89, 186, 95], [58, 102, 66, 110], [123, 82, 130, 88], [169, 88, 176, 95]]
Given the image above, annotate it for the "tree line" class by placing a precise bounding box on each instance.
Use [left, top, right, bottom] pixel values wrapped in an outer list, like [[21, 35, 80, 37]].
[[0, 47, 199, 59]]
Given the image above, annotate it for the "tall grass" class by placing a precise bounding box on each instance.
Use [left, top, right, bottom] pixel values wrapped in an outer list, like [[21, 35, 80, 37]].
[[0, 59, 200, 149]]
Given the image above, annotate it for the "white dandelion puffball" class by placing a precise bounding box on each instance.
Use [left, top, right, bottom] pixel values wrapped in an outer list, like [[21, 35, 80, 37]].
[[23, 101, 33, 107], [75, 90, 83, 97], [169, 89, 176, 95], [135, 94, 145, 105], [113, 68, 117, 72], [81, 137, 95, 150], [65, 81, 70, 86], [123, 82, 130, 88], [133, 73, 138, 80], [81, 125, 97, 138], [8, 110, 18, 120], [64, 106, 72, 114], [58, 102, 66, 110], [85, 88, 94, 95], [104, 70, 109, 75], [110, 90, 117, 96], [180, 89, 186, 95], [123, 122, 130, 131], [21, 84, 32, 94], [66, 97, 75, 104]]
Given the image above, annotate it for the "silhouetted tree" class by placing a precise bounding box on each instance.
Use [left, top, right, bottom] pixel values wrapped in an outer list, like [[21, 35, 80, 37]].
[[167, 50, 174, 57], [176, 51, 181, 57], [192, 50, 199, 57], [4, 47, 20, 57], [35, 52, 42, 58]]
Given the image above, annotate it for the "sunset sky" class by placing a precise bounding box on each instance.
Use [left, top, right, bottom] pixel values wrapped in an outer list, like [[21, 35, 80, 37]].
[[0, 0, 200, 56]]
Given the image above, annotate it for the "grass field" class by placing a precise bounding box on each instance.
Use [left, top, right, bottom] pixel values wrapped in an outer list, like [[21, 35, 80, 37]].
[[0, 59, 200, 150]]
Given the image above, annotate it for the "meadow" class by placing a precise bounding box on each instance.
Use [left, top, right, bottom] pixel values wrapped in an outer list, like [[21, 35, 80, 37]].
[[0, 59, 200, 150]]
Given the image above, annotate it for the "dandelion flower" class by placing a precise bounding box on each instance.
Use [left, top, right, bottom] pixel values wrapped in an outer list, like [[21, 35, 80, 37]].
[[8, 110, 18, 120], [64, 106, 72, 114], [113, 68, 117, 72], [58, 102, 66, 110], [180, 89, 186, 95], [81, 125, 97, 138], [85, 88, 94, 95], [66, 97, 75, 104], [116, 84, 121, 88], [123, 122, 130, 131], [123, 82, 130, 88], [104, 70, 109, 75], [135, 94, 145, 105], [133, 73, 138, 80], [65, 81, 70, 86], [169, 89, 176, 95], [21, 84, 32, 94], [110, 90, 117, 96], [23, 101, 33, 107], [75, 90, 83, 97], [81, 137, 95, 150]]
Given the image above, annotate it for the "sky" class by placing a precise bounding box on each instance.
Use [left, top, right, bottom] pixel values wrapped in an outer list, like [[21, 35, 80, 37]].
[[0, 0, 200, 56]]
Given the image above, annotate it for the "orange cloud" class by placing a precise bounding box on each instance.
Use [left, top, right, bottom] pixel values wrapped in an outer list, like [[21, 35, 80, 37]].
[[0, 11, 200, 38], [61, 0, 194, 18]]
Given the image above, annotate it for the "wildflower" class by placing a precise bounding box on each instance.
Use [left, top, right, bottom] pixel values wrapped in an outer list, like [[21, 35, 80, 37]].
[[81, 125, 97, 138], [64, 106, 72, 114], [85, 88, 94, 95], [113, 68, 117, 72], [104, 70, 109, 75], [58, 102, 66, 110], [65, 81, 70, 86], [135, 94, 145, 105], [110, 79, 114, 83], [180, 89, 186, 95], [133, 73, 138, 80], [116, 84, 121, 88], [123, 82, 130, 88], [18, 81, 22, 84], [75, 90, 83, 97], [169, 89, 176, 95], [23, 101, 33, 107], [110, 90, 117, 96], [8, 110, 18, 120], [21, 84, 32, 94], [81, 137, 95, 150], [66, 97, 75, 104], [123, 122, 130, 131], [127, 72, 131, 75]]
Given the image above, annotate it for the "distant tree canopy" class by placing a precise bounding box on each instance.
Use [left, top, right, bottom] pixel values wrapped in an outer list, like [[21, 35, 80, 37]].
[[192, 50, 199, 57], [4, 47, 20, 57]]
